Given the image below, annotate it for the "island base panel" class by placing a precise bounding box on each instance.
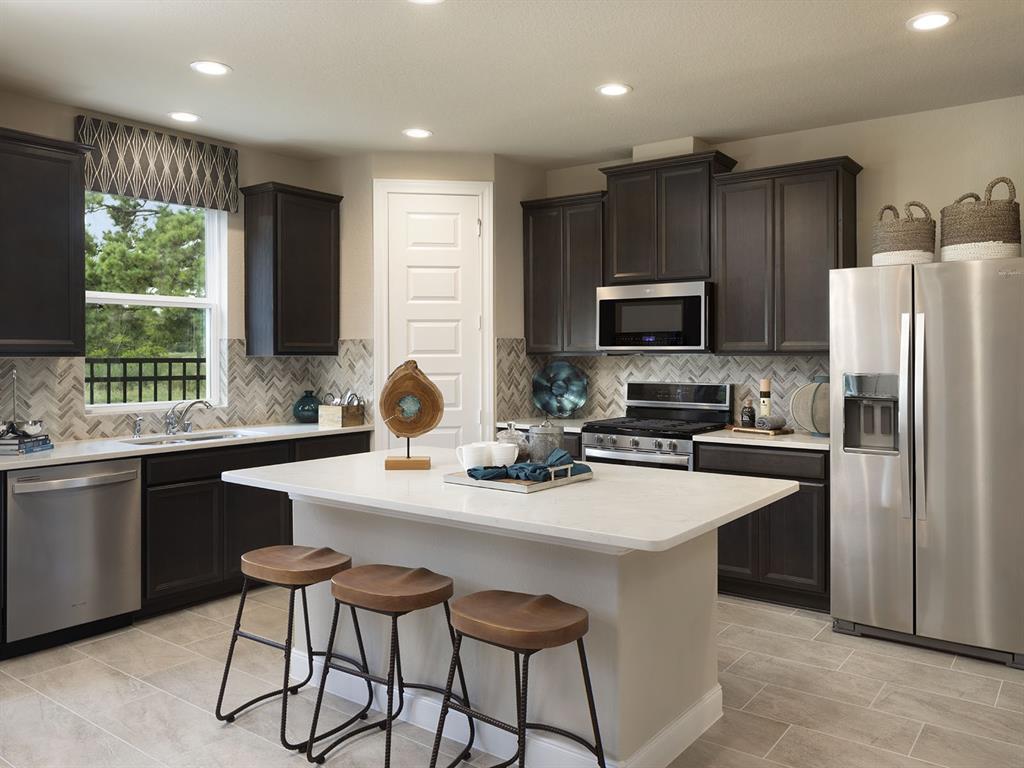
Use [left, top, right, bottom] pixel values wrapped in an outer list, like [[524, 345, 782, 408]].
[[288, 499, 722, 766]]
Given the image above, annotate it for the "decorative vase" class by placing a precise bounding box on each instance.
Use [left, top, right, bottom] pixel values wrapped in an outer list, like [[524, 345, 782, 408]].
[[293, 390, 320, 423]]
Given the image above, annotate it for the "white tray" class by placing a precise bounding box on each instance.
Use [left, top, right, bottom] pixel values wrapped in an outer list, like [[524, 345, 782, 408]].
[[443, 466, 593, 494]]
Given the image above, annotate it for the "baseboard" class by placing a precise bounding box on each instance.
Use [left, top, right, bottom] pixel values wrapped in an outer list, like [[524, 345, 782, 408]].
[[292, 650, 722, 768]]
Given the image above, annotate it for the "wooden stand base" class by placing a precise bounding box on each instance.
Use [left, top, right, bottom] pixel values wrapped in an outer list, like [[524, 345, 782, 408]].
[[385, 456, 431, 470]]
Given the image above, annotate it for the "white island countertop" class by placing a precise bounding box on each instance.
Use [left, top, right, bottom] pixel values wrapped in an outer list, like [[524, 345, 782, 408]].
[[222, 446, 797, 554], [0, 423, 374, 472]]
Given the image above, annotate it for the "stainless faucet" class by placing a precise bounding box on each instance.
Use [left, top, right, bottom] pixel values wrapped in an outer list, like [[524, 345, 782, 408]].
[[131, 416, 144, 439], [163, 400, 213, 434]]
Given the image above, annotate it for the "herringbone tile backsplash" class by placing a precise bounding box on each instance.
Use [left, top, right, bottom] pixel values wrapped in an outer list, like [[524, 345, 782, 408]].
[[0, 339, 374, 442], [495, 338, 828, 425]]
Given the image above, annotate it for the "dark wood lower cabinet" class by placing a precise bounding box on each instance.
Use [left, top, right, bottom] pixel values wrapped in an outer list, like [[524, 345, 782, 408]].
[[146, 480, 224, 601], [140, 432, 371, 616], [694, 442, 830, 611]]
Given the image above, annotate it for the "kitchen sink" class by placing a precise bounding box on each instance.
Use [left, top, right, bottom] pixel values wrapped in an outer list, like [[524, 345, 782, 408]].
[[120, 430, 265, 446]]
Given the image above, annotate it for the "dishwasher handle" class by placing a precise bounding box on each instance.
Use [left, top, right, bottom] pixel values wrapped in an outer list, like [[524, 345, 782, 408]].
[[12, 468, 139, 495]]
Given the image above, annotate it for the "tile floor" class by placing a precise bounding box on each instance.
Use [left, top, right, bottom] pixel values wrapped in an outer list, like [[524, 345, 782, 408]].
[[0, 589, 1020, 767]]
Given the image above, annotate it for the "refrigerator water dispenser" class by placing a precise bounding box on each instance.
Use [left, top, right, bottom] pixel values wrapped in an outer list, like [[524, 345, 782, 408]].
[[842, 373, 899, 453]]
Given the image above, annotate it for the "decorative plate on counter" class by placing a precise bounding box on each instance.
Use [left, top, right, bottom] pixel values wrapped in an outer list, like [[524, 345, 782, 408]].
[[532, 361, 588, 418]]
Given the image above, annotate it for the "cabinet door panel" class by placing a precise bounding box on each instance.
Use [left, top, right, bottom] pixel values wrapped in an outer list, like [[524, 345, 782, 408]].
[[605, 171, 656, 284], [224, 484, 291, 580], [293, 432, 371, 462], [146, 480, 223, 599], [563, 201, 603, 352], [523, 206, 564, 353], [775, 172, 837, 352], [658, 164, 710, 280], [718, 513, 759, 582], [276, 192, 339, 354], [759, 482, 827, 593], [715, 179, 774, 352], [0, 144, 84, 355]]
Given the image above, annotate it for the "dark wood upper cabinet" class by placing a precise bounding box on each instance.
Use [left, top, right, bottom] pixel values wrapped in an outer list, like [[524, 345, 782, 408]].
[[714, 179, 775, 353], [241, 182, 341, 356], [522, 192, 604, 355], [0, 128, 90, 357], [713, 157, 860, 353], [603, 151, 736, 285]]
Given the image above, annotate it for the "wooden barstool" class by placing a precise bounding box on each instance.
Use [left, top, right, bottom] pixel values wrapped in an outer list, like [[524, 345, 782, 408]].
[[430, 590, 606, 768], [306, 564, 475, 767], [216, 545, 372, 752]]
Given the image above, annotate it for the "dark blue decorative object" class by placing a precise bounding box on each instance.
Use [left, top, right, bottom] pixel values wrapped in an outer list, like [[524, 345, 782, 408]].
[[293, 390, 319, 423], [532, 361, 588, 418]]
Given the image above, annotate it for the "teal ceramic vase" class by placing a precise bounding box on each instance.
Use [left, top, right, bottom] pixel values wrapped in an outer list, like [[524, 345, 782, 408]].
[[293, 390, 319, 423]]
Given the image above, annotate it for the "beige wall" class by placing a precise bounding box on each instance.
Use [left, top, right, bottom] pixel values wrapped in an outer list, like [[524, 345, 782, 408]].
[[0, 87, 330, 340], [494, 155, 546, 337], [545, 96, 1024, 267]]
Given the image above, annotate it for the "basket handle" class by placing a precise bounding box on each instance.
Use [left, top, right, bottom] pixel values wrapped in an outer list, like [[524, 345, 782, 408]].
[[878, 205, 900, 222], [952, 192, 981, 206], [984, 177, 1016, 203], [903, 201, 932, 221]]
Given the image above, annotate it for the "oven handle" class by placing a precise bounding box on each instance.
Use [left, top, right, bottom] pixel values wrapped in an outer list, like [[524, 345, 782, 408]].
[[584, 447, 690, 467]]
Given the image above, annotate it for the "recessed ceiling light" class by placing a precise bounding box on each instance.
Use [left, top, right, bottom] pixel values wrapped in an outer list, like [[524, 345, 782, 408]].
[[402, 127, 433, 139], [906, 11, 957, 30], [168, 111, 200, 123], [596, 83, 633, 97], [190, 60, 232, 76], [408, 0, 445, 4]]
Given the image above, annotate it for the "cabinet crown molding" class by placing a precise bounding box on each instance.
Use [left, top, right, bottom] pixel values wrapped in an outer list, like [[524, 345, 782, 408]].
[[601, 150, 737, 176], [521, 190, 605, 209], [240, 181, 342, 204], [714, 156, 863, 184]]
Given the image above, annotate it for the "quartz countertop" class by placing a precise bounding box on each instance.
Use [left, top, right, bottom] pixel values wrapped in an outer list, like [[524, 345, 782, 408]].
[[496, 418, 586, 434], [0, 423, 374, 472], [694, 428, 830, 451], [222, 446, 797, 554]]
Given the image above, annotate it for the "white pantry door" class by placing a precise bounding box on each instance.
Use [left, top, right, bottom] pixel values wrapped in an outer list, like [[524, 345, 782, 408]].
[[385, 192, 483, 450]]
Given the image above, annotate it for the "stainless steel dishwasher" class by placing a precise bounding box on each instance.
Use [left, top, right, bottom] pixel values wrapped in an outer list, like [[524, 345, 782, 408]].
[[5, 458, 141, 642]]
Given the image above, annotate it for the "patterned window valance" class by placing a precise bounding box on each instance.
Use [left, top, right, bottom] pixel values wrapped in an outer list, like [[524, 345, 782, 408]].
[[74, 115, 239, 213]]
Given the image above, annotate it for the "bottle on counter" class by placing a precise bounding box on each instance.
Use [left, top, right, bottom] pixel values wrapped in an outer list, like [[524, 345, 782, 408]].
[[759, 378, 772, 417], [741, 399, 756, 428]]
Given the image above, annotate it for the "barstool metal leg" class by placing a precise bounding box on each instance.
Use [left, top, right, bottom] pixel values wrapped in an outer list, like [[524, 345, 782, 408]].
[[277, 586, 307, 751], [429, 632, 464, 768], [215, 577, 249, 722], [577, 639, 606, 768], [307, 601, 341, 764], [516, 653, 531, 768], [383, 615, 399, 768], [444, 601, 475, 760]]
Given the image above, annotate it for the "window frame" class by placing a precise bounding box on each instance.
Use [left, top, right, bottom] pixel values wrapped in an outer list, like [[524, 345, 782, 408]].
[[84, 206, 228, 414]]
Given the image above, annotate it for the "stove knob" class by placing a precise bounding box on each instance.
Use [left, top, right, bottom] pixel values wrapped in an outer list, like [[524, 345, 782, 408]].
[[630, 438, 640, 448], [653, 439, 663, 450], [595, 435, 604, 445], [667, 440, 678, 452], [608, 436, 617, 445]]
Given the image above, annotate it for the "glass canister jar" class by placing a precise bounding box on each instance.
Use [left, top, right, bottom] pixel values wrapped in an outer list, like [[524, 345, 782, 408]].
[[496, 422, 530, 462], [528, 419, 564, 464]]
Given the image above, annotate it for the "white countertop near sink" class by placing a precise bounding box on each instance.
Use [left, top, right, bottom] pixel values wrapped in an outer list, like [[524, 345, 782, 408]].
[[0, 423, 374, 472], [694, 428, 830, 451], [496, 418, 586, 434]]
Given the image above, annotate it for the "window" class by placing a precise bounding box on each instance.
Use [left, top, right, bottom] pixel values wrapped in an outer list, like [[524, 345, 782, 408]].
[[84, 193, 225, 408]]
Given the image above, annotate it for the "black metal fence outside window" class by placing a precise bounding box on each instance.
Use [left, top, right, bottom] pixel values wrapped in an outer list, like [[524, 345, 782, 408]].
[[85, 357, 207, 405]]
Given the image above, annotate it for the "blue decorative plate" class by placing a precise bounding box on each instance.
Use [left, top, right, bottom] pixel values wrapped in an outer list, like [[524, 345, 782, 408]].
[[532, 361, 588, 418]]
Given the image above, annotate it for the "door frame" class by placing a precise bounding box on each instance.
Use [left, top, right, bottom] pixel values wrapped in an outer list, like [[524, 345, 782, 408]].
[[372, 178, 495, 446]]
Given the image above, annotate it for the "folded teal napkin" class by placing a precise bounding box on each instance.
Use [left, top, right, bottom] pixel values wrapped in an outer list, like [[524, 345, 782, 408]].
[[466, 447, 592, 482]]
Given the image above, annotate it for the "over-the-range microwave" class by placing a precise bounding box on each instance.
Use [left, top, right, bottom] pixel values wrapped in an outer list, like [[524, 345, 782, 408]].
[[595, 281, 710, 352]]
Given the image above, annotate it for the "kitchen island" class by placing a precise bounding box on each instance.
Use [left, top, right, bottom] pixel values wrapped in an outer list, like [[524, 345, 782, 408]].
[[222, 447, 797, 767]]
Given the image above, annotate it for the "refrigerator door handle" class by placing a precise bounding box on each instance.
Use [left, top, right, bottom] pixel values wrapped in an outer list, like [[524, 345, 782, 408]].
[[898, 312, 912, 519], [914, 312, 927, 520]]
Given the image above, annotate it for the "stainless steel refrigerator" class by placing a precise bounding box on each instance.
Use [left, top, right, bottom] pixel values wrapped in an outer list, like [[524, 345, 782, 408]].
[[830, 260, 1024, 665]]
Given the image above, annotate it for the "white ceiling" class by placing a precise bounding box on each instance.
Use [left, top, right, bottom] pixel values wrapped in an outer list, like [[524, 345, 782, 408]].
[[0, 0, 1021, 167]]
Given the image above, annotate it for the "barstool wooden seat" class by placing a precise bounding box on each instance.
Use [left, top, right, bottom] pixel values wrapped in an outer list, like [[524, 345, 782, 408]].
[[431, 590, 606, 768], [306, 565, 474, 768], [242, 545, 352, 586], [216, 545, 371, 754]]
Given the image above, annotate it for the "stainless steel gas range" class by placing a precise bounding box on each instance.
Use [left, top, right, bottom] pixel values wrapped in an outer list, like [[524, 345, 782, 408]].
[[581, 382, 732, 470]]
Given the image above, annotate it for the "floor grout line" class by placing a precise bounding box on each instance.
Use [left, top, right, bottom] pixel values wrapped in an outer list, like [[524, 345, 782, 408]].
[[720, 649, 749, 674], [790, 724, 950, 767], [762, 724, 791, 759], [907, 721, 926, 756]]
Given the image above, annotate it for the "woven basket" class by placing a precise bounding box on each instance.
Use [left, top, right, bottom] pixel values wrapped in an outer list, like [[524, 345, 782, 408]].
[[940, 177, 1021, 262], [872, 202, 936, 266]]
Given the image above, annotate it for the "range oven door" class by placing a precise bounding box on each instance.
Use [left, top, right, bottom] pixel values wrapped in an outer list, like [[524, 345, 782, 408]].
[[583, 447, 691, 470], [596, 281, 709, 352]]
